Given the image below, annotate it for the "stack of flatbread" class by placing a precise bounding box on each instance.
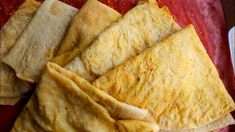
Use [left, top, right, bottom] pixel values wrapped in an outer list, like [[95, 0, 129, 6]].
[[0, 0, 234, 131]]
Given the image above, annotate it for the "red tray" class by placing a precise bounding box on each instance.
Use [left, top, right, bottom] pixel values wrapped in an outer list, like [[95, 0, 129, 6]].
[[0, 0, 235, 131]]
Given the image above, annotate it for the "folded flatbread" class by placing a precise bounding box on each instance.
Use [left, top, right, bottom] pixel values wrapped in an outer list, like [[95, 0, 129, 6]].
[[92, 25, 235, 129], [160, 114, 234, 132], [11, 62, 159, 132], [65, 1, 180, 82], [2, 0, 78, 83], [0, 96, 25, 106], [117, 120, 159, 132], [52, 0, 122, 66], [0, 0, 41, 105], [0, 79, 30, 105], [50, 63, 154, 122]]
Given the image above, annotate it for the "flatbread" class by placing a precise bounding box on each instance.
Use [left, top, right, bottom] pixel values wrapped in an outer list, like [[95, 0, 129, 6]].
[[92, 25, 235, 129], [0, 71, 30, 97], [47, 62, 154, 122], [0, 0, 40, 57], [11, 62, 116, 132], [0, 96, 23, 105], [0, 0, 41, 105], [11, 62, 158, 132], [160, 114, 234, 132], [52, 0, 122, 66], [2, 0, 78, 83], [65, 1, 180, 82], [117, 120, 159, 132]]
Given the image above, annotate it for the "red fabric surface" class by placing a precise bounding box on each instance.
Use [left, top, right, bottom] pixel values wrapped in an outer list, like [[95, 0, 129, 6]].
[[0, 0, 234, 131]]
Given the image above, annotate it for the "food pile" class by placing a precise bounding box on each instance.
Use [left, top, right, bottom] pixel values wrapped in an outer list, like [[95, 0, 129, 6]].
[[0, 0, 234, 131]]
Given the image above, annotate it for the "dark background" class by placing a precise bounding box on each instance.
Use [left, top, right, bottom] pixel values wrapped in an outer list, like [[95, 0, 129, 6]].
[[221, 0, 235, 30]]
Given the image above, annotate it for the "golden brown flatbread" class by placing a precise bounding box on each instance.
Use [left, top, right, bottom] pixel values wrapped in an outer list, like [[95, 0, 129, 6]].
[[117, 120, 159, 132], [0, 0, 41, 105], [65, 1, 180, 82], [11, 62, 159, 132], [47, 62, 154, 122], [52, 0, 122, 66], [92, 25, 235, 129], [11, 62, 116, 132], [2, 0, 78, 83]]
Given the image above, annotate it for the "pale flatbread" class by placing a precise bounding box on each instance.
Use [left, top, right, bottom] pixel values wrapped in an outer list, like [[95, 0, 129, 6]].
[[160, 114, 234, 131], [0, 96, 23, 105], [92, 25, 235, 129], [0, 0, 41, 105], [65, 1, 180, 82], [11, 62, 158, 132], [2, 0, 78, 83], [52, 0, 122, 66]]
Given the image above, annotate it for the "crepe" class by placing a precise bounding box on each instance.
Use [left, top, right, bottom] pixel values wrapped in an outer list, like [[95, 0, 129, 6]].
[[117, 120, 159, 132], [52, 0, 122, 66], [2, 0, 78, 83], [159, 114, 234, 132], [0, 0, 41, 105], [92, 25, 235, 129], [11, 62, 116, 132], [0, 96, 24, 105], [65, 1, 180, 82], [11, 62, 159, 132], [49, 63, 155, 122]]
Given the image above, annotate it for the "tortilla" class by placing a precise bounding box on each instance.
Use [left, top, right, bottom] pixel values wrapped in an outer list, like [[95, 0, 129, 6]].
[[0, 96, 23, 105], [206, 114, 235, 131], [11, 62, 116, 132], [2, 0, 78, 83], [0, 70, 30, 97], [11, 62, 158, 132], [65, 1, 180, 82], [52, 0, 122, 66], [48, 62, 154, 122], [0, 0, 41, 105], [117, 120, 159, 132], [92, 25, 235, 129], [160, 114, 234, 132]]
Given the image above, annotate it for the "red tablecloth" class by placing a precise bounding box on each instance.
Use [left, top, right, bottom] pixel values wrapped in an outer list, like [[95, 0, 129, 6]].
[[0, 0, 235, 131]]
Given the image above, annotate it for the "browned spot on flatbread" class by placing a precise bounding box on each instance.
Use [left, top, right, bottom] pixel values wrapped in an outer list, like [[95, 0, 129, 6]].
[[50, 2, 61, 16]]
